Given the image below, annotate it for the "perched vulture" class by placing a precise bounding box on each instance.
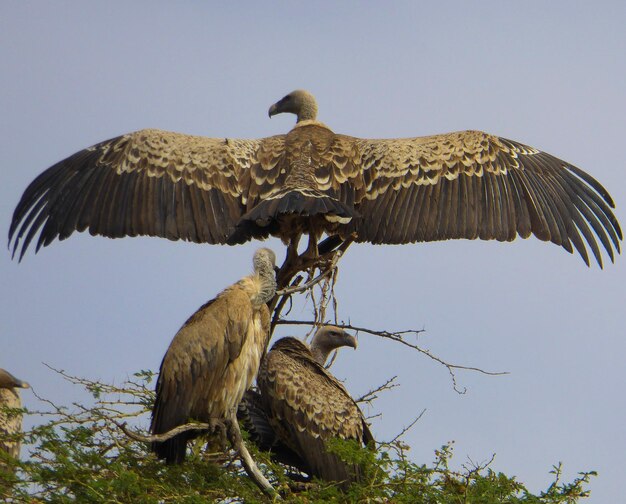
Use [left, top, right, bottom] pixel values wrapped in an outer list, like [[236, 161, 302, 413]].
[[8, 90, 621, 267], [150, 247, 277, 464], [0, 369, 29, 485], [238, 325, 361, 473], [250, 326, 374, 487]]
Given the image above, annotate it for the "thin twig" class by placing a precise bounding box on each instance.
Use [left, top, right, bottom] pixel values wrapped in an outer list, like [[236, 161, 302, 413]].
[[355, 375, 399, 404], [386, 409, 426, 444], [274, 320, 508, 394], [275, 249, 343, 296]]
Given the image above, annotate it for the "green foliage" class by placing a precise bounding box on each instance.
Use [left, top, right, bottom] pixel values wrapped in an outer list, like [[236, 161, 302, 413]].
[[1, 369, 595, 503]]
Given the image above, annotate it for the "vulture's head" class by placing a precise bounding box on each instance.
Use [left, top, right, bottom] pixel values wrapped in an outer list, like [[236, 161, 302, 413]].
[[0, 368, 30, 390], [253, 247, 277, 274], [310, 325, 357, 365], [252, 247, 278, 303], [268, 90, 318, 123]]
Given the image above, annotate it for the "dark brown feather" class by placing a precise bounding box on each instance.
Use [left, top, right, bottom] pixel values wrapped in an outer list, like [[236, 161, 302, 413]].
[[9, 105, 621, 267], [256, 337, 373, 488]]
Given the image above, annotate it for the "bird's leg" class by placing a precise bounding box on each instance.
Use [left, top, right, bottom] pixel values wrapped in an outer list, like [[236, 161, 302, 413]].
[[303, 233, 319, 260], [302, 233, 354, 273], [285, 233, 302, 266], [276, 233, 302, 290]]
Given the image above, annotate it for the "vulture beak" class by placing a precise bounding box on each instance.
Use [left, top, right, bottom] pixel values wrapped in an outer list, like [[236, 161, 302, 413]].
[[345, 334, 358, 350], [18, 380, 30, 389], [268, 103, 278, 118]]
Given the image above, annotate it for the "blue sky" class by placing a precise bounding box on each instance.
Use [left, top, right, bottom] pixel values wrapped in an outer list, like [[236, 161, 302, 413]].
[[1, 2, 625, 501]]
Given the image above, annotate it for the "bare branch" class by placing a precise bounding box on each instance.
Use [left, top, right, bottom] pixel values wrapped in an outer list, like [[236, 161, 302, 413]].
[[275, 259, 336, 296], [113, 420, 209, 443], [274, 320, 508, 394], [355, 375, 400, 405], [386, 409, 427, 444], [226, 412, 278, 498]]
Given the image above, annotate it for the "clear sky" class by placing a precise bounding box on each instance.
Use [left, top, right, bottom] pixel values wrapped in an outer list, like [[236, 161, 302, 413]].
[[1, 1, 625, 501]]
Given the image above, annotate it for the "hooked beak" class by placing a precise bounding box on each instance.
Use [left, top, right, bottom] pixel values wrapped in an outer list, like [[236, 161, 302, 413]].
[[268, 103, 278, 118], [345, 334, 358, 350]]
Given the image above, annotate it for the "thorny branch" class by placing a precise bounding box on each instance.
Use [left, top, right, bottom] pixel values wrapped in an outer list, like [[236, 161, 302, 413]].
[[355, 375, 400, 405], [275, 320, 508, 394], [270, 236, 353, 334], [25, 367, 280, 498]]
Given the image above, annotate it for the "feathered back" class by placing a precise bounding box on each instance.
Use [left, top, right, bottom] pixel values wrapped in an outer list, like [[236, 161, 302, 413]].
[[257, 337, 373, 487], [150, 248, 275, 464]]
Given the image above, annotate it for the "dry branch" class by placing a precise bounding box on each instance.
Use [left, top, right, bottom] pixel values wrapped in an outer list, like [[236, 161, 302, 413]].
[[275, 320, 508, 394]]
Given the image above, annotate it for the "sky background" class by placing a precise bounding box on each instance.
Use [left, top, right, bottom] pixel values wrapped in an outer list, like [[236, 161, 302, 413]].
[[1, 1, 625, 501]]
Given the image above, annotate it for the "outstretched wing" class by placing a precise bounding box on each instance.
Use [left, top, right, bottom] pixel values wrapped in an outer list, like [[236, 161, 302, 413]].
[[344, 130, 621, 267], [8, 129, 284, 259]]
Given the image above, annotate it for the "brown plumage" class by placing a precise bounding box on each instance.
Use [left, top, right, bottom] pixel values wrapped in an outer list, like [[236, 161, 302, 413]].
[[9, 90, 621, 266], [238, 325, 361, 474], [0, 369, 29, 490], [150, 247, 277, 464], [252, 326, 373, 487]]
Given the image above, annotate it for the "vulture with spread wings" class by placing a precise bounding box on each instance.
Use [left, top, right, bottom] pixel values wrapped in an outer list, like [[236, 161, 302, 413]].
[[150, 247, 276, 464], [9, 90, 621, 267], [249, 326, 373, 488]]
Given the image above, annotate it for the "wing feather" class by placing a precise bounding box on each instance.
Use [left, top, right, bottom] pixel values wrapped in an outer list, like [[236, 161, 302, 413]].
[[9, 129, 265, 258], [347, 131, 620, 266], [150, 287, 253, 463], [10, 126, 621, 266], [258, 338, 371, 485]]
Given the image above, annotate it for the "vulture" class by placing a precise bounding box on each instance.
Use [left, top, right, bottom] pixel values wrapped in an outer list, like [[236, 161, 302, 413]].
[[244, 326, 374, 487], [0, 369, 29, 487], [7, 90, 622, 268], [150, 247, 277, 464], [238, 325, 361, 471]]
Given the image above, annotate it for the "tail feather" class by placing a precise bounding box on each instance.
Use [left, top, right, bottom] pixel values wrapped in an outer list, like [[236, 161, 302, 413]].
[[228, 190, 357, 244], [151, 433, 191, 465]]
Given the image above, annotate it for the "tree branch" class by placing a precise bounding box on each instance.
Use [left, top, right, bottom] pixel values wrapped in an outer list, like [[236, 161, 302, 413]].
[[386, 409, 427, 444], [355, 375, 400, 405], [274, 320, 508, 394], [226, 412, 277, 498], [113, 420, 209, 443]]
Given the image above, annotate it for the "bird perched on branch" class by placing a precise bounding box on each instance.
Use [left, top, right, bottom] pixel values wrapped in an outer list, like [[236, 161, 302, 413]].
[[150, 247, 277, 464], [9, 90, 621, 268], [240, 325, 373, 488], [0, 368, 29, 494]]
